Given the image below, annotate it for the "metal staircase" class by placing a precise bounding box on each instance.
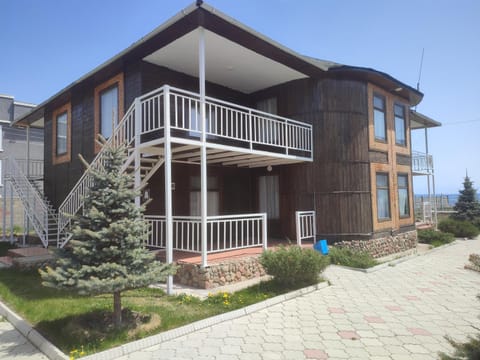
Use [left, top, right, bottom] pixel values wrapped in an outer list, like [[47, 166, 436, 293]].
[[4, 97, 164, 248], [3, 157, 57, 247], [56, 99, 164, 248]]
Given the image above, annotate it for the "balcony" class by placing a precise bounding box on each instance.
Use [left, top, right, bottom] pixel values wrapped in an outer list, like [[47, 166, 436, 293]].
[[116, 85, 313, 167], [412, 151, 434, 175]]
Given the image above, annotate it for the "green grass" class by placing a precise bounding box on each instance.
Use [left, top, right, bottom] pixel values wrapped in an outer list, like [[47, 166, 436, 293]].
[[0, 269, 302, 355], [327, 246, 378, 269]]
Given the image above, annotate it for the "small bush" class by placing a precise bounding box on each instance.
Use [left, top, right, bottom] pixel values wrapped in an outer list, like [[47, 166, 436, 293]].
[[465, 253, 480, 273], [260, 246, 329, 287], [472, 217, 480, 231], [328, 247, 378, 269], [439, 218, 480, 239], [417, 229, 454, 247], [439, 334, 480, 360]]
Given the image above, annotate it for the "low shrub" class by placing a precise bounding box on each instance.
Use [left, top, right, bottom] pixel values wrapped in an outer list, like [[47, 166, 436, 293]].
[[260, 246, 329, 287], [465, 253, 480, 273], [472, 217, 480, 231], [439, 333, 480, 360], [328, 246, 378, 269], [439, 218, 480, 239], [417, 229, 454, 247]]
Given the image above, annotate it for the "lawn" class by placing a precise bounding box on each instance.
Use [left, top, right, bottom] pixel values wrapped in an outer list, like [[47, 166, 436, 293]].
[[0, 268, 293, 356]]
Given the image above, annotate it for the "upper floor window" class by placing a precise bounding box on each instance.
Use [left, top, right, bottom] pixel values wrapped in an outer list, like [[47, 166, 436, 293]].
[[100, 85, 119, 139], [52, 102, 71, 164], [56, 112, 68, 155], [394, 103, 406, 146], [376, 172, 390, 220], [94, 73, 124, 152], [398, 174, 410, 217], [373, 94, 386, 142]]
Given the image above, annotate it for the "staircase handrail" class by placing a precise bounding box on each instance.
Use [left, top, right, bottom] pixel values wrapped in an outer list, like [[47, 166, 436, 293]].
[[56, 97, 140, 245], [3, 157, 50, 247]]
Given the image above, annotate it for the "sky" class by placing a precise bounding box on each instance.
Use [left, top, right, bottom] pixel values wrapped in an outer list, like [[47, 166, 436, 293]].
[[1, 0, 479, 195]]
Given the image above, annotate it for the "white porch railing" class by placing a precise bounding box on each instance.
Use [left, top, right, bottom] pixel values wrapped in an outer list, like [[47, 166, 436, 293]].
[[57, 84, 311, 248], [296, 210, 316, 245], [412, 151, 433, 174], [145, 213, 268, 254]]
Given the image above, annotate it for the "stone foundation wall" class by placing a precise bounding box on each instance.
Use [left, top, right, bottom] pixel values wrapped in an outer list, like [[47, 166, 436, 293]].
[[175, 255, 265, 289], [335, 230, 417, 258]]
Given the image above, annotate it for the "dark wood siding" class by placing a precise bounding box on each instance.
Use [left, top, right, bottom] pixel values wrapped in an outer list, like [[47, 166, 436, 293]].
[[396, 153, 411, 166], [251, 78, 373, 241], [145, 163, 255, 217]]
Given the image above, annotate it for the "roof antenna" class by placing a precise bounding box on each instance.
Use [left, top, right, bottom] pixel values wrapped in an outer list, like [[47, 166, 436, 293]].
[[415, 48, 424, 111], [416, 48, 425, 92]]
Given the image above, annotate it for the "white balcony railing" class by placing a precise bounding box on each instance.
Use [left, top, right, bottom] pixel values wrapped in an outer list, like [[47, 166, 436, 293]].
[[412, 151, 433, 174], [145, 213, 268, 254], [139, 86, 313, 156]]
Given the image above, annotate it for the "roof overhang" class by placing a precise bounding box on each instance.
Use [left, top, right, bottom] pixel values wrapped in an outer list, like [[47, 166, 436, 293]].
[[143, 28, 308, 94], [328, 66, 424, 106], [410, 110, 442, 129]]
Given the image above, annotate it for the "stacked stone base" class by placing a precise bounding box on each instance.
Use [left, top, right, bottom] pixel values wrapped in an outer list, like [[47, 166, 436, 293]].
[[335, 230, 417, 258], [175, 255, 265, 289]]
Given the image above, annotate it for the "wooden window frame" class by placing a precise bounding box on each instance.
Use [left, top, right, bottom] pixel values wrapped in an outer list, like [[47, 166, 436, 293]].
[[397, 165, 414, 227], [376, 172, 391, 222], [52, 102, 71, 165], [373, 93, 387, 143], [94, 73, 124, 153], [397, 173, 410, 218], [394, 103, 407, 147], [368, 84, 410, 155]]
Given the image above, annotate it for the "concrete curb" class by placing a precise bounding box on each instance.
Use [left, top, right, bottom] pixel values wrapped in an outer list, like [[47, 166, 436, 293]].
[[332, 240, 460, 273], [81, 281, 329, 360], [0, 301, 68, 360]]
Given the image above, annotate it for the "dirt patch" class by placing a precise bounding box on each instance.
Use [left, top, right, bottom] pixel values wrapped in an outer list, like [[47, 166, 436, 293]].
[[65, 309, 160, 344]]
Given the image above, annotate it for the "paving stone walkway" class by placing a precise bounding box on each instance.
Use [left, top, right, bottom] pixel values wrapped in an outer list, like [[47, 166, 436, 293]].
[[0, 318, 48, 360], [1, 239, 479, 359], [113, 239, 480, 360]]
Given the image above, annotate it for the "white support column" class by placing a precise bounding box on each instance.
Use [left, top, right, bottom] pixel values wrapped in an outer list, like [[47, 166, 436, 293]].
[[134, 99, 142, 207], [432, 170, 438, 230], [2, 169, 6, 241], [26, 126, 30, 240], [295, 211, 301, 245], [9, 182, 14, 244], [164, 86, 174, 295], [199, 27, 208, 268], [262, 213, 268, 251]]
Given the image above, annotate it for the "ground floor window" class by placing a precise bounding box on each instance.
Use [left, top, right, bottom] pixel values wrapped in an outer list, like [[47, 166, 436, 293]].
[[397, 174, 410, 217], [376, 173, 390, 220]]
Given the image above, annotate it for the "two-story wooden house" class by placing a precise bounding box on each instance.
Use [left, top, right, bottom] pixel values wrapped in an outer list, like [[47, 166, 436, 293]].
[[12, 2, 440, 289]]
